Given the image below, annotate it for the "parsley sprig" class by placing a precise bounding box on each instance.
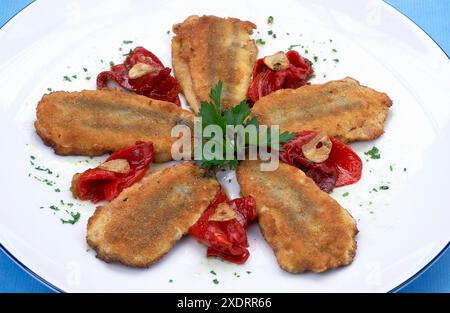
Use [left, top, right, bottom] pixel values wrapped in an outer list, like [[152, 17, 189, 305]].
[[197, 81, 297, 169]]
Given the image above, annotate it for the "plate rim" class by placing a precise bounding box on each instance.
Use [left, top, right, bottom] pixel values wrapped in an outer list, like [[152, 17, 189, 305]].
[[0, 0, 448, 293]]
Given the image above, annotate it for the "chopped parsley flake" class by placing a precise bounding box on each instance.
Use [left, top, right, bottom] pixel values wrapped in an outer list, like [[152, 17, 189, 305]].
[[167, 30, 170, 34], [210, 270, 217, 275], [213, 278, 219, 285], [122, 49, 133, 56], [83, 67, 88, 72], [332, 48, 337, 53], [404, 168, 407, 172], [288, 44, 302, 50], [43, 179, 55, 186], [49, 205, 59, 211], [267, 30, 276, 38], [233, 272, 240, 278], [267, 16, 274, 24], [34, 166, 53, 175], [85, 76, 91, 80], [47, 88, 52, 92], [304, 49, 309, 54], [60, 211, 81, 225], [122, 40, 133, 44], [246, 271, 252, 274], [313, 56, 318, 62], [54, 188, 61, 193], [169, 279, 173, 283], [109, 61, 115, 67], [332, 58, 340, 63], [71, 75, 77, 79], [63, 76, 72, 82], [364, 146, 381, 159], [379, 185, 389, 190], [390, 165, 394, 171], [255, 38, 266, 45], [30, 155, 36, 160], [342, 192, 349, 197]]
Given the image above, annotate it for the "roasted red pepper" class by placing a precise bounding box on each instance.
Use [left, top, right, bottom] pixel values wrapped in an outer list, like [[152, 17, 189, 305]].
[[189, 189, 257, 264], [280, 131, 362, 192], [73, 141, 154, 203], [247, 50, 313, 104], [97, 47, 181, 105]]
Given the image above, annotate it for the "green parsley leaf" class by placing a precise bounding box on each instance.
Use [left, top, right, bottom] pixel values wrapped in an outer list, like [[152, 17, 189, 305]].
[[197, 81, 297, 169], [279, 131, 297, 144], [223, 100, 251, 126], [267, 16, 274, 24]]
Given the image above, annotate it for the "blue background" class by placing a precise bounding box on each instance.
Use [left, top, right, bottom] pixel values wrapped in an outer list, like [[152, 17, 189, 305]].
[[0, 0, 449, 293]]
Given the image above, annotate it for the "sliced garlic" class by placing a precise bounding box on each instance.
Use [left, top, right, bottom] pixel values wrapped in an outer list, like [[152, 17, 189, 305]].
[[99, 159, 130, 173], [263, 51, 290, 71], [208, 203, 237, 222], [302, 132, 332, 163], [128, 62, 158, 79]]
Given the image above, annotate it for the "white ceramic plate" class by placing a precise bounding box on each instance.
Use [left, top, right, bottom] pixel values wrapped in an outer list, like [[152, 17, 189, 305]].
[[1, 0, 449, 293]]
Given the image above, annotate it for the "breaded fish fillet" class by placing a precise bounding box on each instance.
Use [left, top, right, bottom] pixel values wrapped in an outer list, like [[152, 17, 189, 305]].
[[87, 162, 219, 267], [237, 160, 358, 273], [251, 77, 392, 143], [172, 15, 257, 113], [35, 90, 195, 162]]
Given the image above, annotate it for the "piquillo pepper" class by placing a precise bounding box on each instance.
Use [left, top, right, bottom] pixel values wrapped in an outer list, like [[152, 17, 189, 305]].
[[280, 131, 362, 192], [189, 188, 257, 264], [97, 47, 181, 105], [247, 50, 313, 104], [73, 141, 154, 203]]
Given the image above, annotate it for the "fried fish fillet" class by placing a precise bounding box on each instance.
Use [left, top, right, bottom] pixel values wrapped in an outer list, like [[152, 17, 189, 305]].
[[237, 160, 358, 273], [251, 77, 392, 143], [87, 162, 219, 267], [172, 15, 257, 113], [35, 90, 195, 162]]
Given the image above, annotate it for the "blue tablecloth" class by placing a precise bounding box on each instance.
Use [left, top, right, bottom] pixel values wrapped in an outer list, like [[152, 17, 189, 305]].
[[0, 0, 449, 293]]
